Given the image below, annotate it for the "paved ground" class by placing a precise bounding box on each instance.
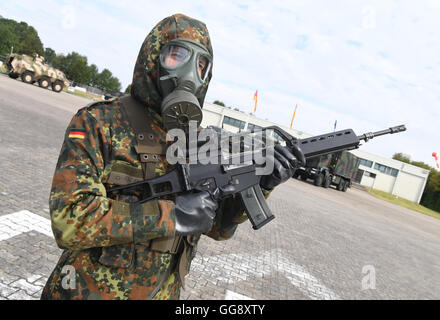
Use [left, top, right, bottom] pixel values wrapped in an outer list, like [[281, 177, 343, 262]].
[[0, 74, 439, 300]]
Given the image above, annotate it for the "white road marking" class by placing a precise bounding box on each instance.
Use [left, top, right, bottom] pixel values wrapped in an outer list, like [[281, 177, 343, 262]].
[[0, 211, 339, 300], [0, 210, 53, 299], [0, 210, 53, 241], [224, 290, 254, 300], [192, 249, 340, 300]]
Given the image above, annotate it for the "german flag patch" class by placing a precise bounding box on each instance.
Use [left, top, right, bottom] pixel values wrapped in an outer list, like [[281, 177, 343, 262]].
[[69, 131, 85, 139]]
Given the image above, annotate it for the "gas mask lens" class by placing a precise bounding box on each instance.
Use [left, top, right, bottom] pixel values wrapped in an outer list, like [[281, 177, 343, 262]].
[[163, 45, 191, 68], [198, 55, 211, 81], [161, 43, 211, 81]]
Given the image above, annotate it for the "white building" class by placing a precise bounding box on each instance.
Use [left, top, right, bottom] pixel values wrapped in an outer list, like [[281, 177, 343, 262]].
[[201, 102, 429, 203], [201, 102, 311, 139], [350, 149, 429, 203]]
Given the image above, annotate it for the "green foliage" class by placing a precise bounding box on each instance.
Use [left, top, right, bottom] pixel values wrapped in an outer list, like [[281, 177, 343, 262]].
[[51, 53, 121, 93], [392, 153, 411, 164], [213, 100, 226, 107], [0, 18, 44, 56], [369, 188, 440, 220], [52, 52, 91, 84], [88, 64, 99, 87], [1, 17, 122, 93], [43, 47, 56, 65], [125, 84, 132, 94], [49, 51, 121, 93], [393, 152, 440, 213], [93, 68, 121, 93]]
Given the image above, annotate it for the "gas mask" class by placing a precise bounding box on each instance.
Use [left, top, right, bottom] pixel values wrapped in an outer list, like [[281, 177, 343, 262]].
[[158, 38, 212, 132]]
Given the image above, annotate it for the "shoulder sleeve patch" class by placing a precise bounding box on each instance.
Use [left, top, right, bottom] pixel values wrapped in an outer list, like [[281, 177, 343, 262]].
[[68, 130, 86, 139]]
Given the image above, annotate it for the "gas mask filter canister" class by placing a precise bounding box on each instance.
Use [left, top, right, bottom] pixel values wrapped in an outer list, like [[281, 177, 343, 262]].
[[158, 39, 212, 132]]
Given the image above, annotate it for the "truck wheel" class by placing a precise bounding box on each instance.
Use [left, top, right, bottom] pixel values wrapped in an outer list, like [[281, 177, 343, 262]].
[[342, 181, 349, 192], [52, 81, 64, 93], [337, 179, 345, 191], [314, 174, 323, 186], [323, 175, 331, 188], [21, 71, 34, 84], [8, 73, 19, 79], [300, 172, 308, 181], [38, 77, 50, 89]]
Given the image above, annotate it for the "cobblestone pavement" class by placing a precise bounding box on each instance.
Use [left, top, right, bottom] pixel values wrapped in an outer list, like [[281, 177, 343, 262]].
[[1, 75, 439, 300]]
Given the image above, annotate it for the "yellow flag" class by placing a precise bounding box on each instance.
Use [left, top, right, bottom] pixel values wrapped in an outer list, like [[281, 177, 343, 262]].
[[290, 104, 297, 129], [253, 90, 258, 113]]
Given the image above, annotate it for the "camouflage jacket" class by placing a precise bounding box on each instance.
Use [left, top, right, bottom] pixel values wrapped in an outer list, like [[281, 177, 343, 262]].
[[41, 98, 249, 300]]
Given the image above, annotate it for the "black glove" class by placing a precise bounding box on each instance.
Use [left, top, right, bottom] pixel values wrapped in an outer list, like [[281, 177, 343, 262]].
[[174, 191, 218, 236], [260, 144, 298, 190]]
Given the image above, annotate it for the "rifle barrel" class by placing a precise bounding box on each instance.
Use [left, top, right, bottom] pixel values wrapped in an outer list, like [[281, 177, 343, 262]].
[[358, 125, 406, 142]]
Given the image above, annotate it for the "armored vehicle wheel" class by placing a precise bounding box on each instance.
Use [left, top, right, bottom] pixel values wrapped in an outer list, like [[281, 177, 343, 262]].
[[314, 174, 323, 186], [8, 73, 19, 79], [52, 81, 64, 93], [38, 77, 50, 89], [323, 175, 331, 188], [21, 71, 34, 84]]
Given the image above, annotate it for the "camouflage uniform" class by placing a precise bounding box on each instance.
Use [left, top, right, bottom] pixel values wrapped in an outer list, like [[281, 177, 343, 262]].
[[41, 14, 249, 300]]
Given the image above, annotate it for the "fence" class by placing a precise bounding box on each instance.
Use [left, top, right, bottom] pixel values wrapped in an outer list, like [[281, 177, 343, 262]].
[[70, 82, 105, 96]]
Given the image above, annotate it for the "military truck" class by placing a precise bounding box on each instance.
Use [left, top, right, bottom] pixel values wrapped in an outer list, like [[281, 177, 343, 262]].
[[294, 150, 361, 192], [5, 53, 70, 92]]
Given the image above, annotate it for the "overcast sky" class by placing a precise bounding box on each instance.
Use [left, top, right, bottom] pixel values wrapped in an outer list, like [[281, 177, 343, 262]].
[[1, 0, 439, 167]]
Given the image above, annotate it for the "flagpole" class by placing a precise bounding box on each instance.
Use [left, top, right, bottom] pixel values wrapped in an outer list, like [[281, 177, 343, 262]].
[[290, 104, 297, 129]]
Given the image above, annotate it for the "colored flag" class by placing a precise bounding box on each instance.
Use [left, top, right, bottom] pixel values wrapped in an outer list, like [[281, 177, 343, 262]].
[[69, 131, 85, 139], [334, 120, 337, 132], [433, 152, 439, 169], [253, 90, 258, 113], [290, 104, 298, 129]]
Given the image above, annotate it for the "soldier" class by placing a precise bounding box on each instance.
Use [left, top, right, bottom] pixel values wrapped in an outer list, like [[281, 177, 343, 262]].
[[41, 13, 298, 300]]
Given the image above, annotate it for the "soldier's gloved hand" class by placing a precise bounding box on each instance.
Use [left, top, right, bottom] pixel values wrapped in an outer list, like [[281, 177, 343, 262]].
[[260, 144, 298, 190], [174, 191, 218, 236]]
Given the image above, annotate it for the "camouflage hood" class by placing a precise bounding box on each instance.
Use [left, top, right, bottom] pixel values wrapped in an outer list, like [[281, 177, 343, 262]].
[[131, 13, 213, 113]]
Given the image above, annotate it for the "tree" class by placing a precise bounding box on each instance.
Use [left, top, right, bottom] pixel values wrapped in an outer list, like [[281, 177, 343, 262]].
[[0, 18, 43, 56], [62, 52, 91, 84], [44, 47, 56, 65], [213, 100, 225, 107], [88, 64, 100, 87], [95, 68, 121, 93], [392, 153, 411, 164], [0, 17, 123, 93], [125, 84, 132, 94]]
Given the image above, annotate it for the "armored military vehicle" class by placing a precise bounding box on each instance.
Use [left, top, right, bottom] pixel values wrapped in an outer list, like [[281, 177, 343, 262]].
[[294, 150, 361, 192], [5, 53, 70, 92]]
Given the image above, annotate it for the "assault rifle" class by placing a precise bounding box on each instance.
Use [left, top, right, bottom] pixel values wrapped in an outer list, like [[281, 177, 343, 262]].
[[109, 125, 406, 230]]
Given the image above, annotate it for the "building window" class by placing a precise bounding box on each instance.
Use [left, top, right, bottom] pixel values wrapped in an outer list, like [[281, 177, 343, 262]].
[[223, 116, 245, 130], [247, 123, 262, 132], [374, 163, 399, 177], [363, 171, 377, 178], [359, 158, 373, 168]]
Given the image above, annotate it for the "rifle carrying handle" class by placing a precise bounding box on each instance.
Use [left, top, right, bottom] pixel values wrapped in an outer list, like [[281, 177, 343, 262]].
[[240, 185, 275, 230]]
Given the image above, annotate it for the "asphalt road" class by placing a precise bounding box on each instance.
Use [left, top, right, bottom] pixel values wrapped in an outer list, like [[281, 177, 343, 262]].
[[0, 74, 439, 300]]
